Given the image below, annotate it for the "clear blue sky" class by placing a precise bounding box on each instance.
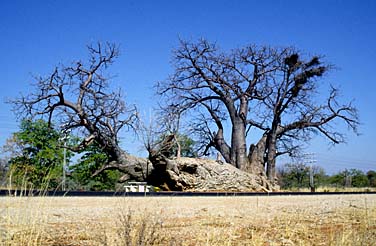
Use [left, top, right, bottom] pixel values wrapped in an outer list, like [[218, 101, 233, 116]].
[[0, 0, 375, 174]]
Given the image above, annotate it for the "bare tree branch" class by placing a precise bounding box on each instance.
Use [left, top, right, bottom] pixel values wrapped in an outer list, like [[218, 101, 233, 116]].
[[9, 42, 147, 181]]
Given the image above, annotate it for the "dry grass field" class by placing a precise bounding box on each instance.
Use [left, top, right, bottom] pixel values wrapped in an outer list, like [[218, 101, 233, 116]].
[[0, 194, 375, 245]]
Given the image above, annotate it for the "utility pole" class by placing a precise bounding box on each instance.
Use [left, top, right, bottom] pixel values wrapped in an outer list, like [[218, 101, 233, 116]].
[[61, 128, 70, 191], [309, 165, 314, 192], [302, 153, 316, 192], [63, 136, 67, 191]]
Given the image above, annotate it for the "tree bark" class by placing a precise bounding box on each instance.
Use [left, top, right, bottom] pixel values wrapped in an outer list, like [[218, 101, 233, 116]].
[[147, 154, 274, 192], [92, 151, 153, 182], [246, 135, 267, 175], [213, 128, 231, 163], [230, 118, 248, 169], [266, 134, 277, 182]]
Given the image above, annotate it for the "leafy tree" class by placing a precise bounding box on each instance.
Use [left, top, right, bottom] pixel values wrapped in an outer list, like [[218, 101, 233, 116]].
[[176, 134, 198, 158], [311, 165, 330, 187], [329, 169, 369, 188], [367, 170, 376, 187], [157, 133, 197, 159], [329, 172, 346, 187], [278, 163, 327, 189], [69, 142, 121, 191], [157, 39, 359, 183], [349, 169, 369, 187], [6, 119, 68, 189], [278, 163, 310, 189]]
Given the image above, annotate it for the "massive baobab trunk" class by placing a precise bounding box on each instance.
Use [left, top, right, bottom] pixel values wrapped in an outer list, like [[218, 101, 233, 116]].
[[147, 149, 273, 192], [144, 133, 274, 191]]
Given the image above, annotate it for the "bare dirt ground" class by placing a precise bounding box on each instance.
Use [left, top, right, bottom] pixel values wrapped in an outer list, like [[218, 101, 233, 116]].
[[1, 194, 376, 245]]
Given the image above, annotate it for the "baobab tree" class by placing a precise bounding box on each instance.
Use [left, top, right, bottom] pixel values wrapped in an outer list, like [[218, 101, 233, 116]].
[[157, 39, 359, 182], [11, 42, 151, 182]]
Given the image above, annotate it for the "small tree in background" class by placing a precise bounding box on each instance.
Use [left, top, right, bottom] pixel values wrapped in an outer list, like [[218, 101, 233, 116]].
[[329, 169, 369, 188], [156, 133, 197, 159], [5, 119, 69, 189], [310, 165, 329, 188], [278, 163, 309, 189], [367, 170, 376, 187], [350, 169, 369, 187], [278, 163, 327, 189], [69, 142, 121, 191]]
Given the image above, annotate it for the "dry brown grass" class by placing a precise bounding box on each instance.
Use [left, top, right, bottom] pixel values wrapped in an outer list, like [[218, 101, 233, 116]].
[[282, 186, 376, 192], [0, 195, 375, 245]]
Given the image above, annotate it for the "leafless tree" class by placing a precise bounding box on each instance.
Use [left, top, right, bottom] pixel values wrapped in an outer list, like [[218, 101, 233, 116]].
[[10, 42, 150, 181], [157, 39, 359, 183], [251, 53, 359, 181]]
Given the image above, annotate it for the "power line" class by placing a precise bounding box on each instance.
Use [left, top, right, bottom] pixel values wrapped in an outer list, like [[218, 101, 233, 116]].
[[317, 157, 375, 166], [317, 152, 375, 163]]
